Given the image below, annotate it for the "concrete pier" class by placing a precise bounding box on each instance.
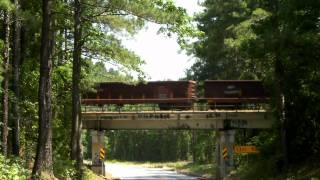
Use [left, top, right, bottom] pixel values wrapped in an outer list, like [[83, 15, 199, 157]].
[[91, 130, 106, 176]]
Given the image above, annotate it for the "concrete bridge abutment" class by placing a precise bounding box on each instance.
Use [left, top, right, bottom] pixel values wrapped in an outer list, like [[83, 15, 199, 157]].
[[91, 130, 106, 176]]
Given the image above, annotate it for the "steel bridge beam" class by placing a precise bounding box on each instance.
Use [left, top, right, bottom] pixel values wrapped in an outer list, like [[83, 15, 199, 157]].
[[82, 110, 273, 130]]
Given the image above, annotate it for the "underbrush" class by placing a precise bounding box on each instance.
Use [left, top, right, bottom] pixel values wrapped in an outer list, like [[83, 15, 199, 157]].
[[53, 158, 77, 179], [285, 159, 320, 179], [0, 154, 30, 179], [52, 158, 111, 179], [159, 161, 215, 176], [233, 157, 320, 180], [0, 155, 111, 180], [83, 167, 104, 180], [233, 157, 279, 180]]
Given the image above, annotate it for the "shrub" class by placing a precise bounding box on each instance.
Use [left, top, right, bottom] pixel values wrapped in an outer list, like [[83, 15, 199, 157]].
[[0, 154, 30, 179], [53, 158, 77, 179]]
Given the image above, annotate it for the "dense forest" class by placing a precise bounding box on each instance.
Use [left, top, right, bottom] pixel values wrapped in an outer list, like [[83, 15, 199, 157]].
[[0, 0, 320, 179]]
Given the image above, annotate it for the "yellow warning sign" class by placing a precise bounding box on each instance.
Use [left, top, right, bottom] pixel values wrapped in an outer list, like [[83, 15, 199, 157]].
[[234, 145, 259, 154], [100, 148, 105, 160], [222, 147, 228, 160]]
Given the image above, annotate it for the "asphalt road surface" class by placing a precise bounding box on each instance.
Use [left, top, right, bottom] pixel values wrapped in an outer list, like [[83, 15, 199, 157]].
[[105, 163, 199, 180]]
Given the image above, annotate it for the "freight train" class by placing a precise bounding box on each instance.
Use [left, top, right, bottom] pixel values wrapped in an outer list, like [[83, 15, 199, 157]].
[[204, 80, 268, 108], [82, 80, 269, 109]]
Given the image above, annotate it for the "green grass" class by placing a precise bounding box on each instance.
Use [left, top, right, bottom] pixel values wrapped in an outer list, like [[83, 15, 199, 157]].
[[83, 166, 114, 180]]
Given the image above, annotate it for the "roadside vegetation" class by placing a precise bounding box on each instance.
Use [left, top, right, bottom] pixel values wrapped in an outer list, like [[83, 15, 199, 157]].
[[0, 0, 194, 179], [0, 0, 319, 179], [234, 159, 320, 179], [0, 154, 29, 179], [185, 0, 320, 178]]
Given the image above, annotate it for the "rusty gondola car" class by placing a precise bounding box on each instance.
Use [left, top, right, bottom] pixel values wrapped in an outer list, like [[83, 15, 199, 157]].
[[204, 80, 269, 108], [82, 81, 196, 109]]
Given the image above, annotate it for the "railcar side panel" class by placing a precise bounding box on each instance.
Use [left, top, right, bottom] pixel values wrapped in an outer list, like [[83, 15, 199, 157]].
[[82, 81, 196, 108], [204, 80, 268, 104]]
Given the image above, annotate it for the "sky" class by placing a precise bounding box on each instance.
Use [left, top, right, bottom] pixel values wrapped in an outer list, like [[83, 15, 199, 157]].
[[123, 0, 203, 81]]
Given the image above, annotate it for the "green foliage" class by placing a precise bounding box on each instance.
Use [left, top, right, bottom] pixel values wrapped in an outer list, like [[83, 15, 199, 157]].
[[81, 61, 137, 94], [82, 167, 108, 180], [0, 40, 3, 84], [233, 131, 282, 179], [243, 0, 320, 165], [83, 28, 145, 79], [186, 0, 320, 177], [53, 158, 76, 179], [105, 130, 192, 162], [0, 0, 13, 10], [61, 0, 195, 83], [193, 131, 216, 163], [0, 0, 200, 178], [82, 167, 96, 180], [187, 0, 256, 81], [83, 130, 91, 160], [234, 158, 278, 180], [100, 130, 217, 164], [0, 155, 30, 179], [106, 0, 197, 43]]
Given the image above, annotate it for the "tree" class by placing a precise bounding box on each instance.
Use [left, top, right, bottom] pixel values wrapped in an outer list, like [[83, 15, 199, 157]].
[[243, 0, 320, 168], [188, 0, 252, 81], [70, 0, 193, 174], [1, 9, 11, 157], [12, 0, 22, 156], [32, 0, 55, 177], [187, 0, 320, 176], [70, 0, 83, 175]]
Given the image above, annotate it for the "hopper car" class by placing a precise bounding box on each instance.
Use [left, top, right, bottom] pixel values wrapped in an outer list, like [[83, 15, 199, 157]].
[[83, 81, 196, 110], [204, 80, 268, 108], [82, 80, 268, 110]]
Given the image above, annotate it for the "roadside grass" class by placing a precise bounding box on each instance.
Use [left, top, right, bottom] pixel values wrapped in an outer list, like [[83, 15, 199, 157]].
[[83, 168, 108, 180], [105, 160, 215, 178], [83, 162, 113, 180]]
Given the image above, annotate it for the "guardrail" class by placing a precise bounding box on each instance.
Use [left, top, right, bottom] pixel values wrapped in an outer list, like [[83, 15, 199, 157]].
[[81, 110, 273, 130], [81, 103, 268, 113]]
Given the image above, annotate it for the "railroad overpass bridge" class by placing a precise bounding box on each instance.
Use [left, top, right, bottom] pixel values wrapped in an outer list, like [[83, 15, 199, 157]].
[[82, 71, 271, 179], [82, 107, 273, 179], [82, 110, 272, 130]]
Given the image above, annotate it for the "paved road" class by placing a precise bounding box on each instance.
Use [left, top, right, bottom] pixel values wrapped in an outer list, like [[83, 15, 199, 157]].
[[105, 163, 199, 180]]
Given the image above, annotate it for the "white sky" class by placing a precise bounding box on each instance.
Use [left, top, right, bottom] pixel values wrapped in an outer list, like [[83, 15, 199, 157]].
[[123, 0, 203, 81]]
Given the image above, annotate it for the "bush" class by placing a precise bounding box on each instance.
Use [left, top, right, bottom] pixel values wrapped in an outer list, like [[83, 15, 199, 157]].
[[0, 154, 30, 179], [234, 157, 279, 180], [53, 158, 77, 179]]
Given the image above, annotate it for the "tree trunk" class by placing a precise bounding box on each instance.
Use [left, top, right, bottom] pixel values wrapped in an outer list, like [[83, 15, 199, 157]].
[[12, 0, 22, 156], [275, 58, 288, 170], [57, 29, 63, 66], [268, 0, 288, 169], [32, 0, 54, 177], [71, 0, 84, 175], [1, 11, 11, 157], [273, 2, 288, 168], [192, 130, 196, 162]]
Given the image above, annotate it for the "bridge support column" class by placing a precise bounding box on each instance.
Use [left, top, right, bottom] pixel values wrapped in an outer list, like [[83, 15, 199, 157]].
[[216, 129, 235, 179], [91, 130, 106, 176]]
